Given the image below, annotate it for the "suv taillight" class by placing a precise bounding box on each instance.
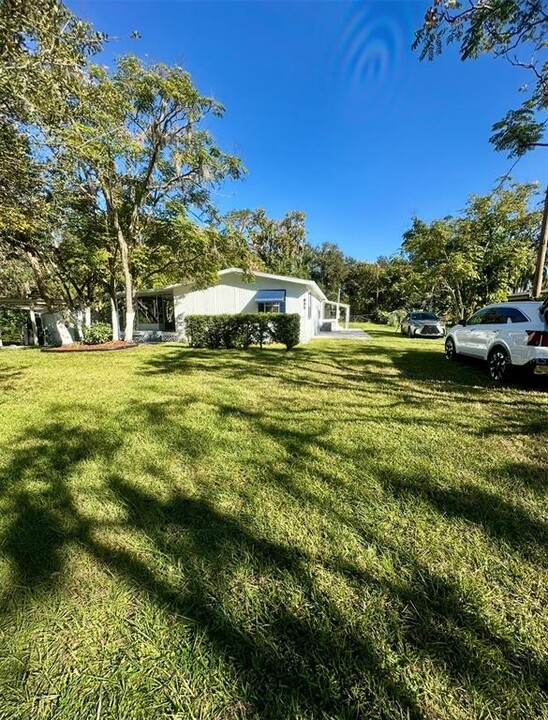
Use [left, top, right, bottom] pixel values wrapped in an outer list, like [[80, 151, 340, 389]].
[[526, 331, 548, 347]]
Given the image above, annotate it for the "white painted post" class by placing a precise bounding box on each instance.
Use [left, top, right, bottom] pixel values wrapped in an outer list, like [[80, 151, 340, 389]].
[[74, 309, 84, 341], [345, 305, 350, 329], [124, 309, 135, 343], [110, 297, 120, 341], [29, 308, 38, 345]]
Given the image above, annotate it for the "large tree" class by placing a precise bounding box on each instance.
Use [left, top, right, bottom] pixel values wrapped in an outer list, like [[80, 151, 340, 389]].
[[309, 242, 348, 299], [56, 55, 245, 341], [402, 183, 540, 319], [225, 208, 310, 277], [0, 0, 104, 342], [414, 0, 548, 296], [342, 259, 411, 319]]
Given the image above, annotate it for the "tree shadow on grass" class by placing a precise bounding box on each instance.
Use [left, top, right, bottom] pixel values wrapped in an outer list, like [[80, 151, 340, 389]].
[[377, 467, 548, 565], [0, 365, 28, 395], [0, 412, 424, 718], [141, 344, 548, 451], [140, 342, 499, 398], [93, 477, 429, 719], [1, 356, 547, 717], [0, 419, 119, 598]]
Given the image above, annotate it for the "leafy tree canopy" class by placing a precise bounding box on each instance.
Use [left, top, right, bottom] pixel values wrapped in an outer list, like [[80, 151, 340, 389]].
[[414, 0, 548, 157], [309, 242, 348, 299], [225, 208, 309, 277], [402, 182, 540, 317], [53, 54, 246, 340], [0, 0, 103, 123]]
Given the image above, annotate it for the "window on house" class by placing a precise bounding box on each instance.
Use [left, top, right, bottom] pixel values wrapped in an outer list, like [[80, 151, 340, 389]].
[[255, 290, 286, 314]]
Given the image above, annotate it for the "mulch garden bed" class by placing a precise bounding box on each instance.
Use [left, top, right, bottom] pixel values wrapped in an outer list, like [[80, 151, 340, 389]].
[[42, 341, 139, 353]]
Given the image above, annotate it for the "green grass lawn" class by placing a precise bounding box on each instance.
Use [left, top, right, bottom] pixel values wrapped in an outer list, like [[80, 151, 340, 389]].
[[0, 325, 547, 720]]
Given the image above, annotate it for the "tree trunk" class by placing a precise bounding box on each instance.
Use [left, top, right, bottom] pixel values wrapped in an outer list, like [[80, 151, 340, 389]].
[[25, 250, 54, 312], [84, 306, 92, 327], [532, 185, 548, 298], [110, 295, 120, 341], [454, 284, 465, 320], [112, 215, 135, 342]]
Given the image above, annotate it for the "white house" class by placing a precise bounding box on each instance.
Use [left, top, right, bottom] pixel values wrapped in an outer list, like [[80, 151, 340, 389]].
[[134, 268, 350, 344]]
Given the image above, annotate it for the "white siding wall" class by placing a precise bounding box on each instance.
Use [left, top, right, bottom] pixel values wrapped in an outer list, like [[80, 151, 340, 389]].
[[173, 272, 322, 343]]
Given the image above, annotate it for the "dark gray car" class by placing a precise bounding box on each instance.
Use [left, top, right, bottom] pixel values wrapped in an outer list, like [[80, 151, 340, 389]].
[[400, 311, 445, 338]]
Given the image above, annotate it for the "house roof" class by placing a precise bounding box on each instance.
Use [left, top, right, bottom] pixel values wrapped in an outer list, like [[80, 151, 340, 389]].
[[139, 268, 329, 302], [218, 268, 328, 302]]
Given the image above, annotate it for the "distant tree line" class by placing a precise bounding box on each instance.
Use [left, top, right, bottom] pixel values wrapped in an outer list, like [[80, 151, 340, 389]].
[[237, 182, 541, 323]]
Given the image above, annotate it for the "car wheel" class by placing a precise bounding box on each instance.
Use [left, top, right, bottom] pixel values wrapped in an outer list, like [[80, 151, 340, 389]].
[[488, 346, 512, 382], [445, 337, 457, 361]]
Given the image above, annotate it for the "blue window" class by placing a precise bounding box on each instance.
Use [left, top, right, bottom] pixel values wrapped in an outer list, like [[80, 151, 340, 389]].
[[255, 289, 286, 313]]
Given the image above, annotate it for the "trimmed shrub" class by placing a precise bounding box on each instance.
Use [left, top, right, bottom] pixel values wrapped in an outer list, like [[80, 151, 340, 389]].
[[269, 313, 301, 349], [183, 315, 209, 348], [82, 322, 113, 345], [185, 313, 300, 350]]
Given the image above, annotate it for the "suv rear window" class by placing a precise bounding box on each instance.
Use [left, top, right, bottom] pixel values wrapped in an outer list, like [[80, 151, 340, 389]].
[[498, 307, 529, 323], [476, 307, 529, 324]]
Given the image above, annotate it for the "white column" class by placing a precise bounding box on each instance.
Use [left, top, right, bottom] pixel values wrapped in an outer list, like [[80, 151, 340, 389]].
[[110, 297, 120, 341], [73, 309, 84, 341], [29, 308, 38, 345], [345, 306, 350, 329]]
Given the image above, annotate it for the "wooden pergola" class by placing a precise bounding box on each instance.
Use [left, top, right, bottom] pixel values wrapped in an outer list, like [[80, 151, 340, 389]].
[[0, 296, 48, 346]]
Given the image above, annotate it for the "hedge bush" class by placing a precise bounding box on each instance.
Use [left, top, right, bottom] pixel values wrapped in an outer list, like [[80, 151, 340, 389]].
[[82, 322, 113, 345], [268, 313, 300, 349], [185, 313, 300, 350]]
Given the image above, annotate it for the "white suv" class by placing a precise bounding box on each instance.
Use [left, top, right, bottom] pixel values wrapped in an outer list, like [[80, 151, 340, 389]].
[[445, 301, 548, 381]]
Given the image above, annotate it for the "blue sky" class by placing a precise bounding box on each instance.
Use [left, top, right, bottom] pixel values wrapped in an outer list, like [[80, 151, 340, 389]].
[[70, 0, 546, 261]]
